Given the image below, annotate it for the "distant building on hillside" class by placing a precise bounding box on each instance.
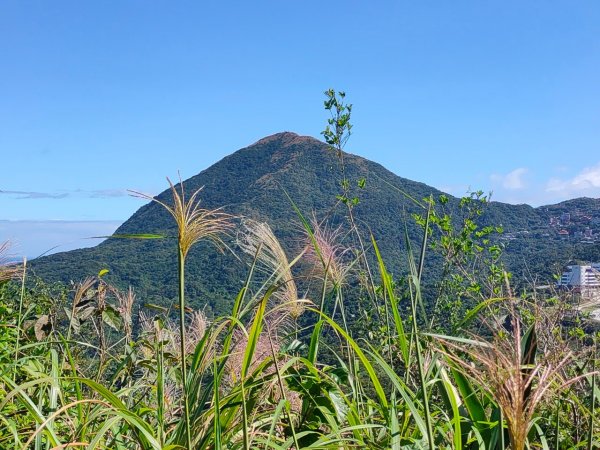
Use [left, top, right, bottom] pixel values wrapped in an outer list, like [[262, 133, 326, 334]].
[[558, 264, 600, 297]]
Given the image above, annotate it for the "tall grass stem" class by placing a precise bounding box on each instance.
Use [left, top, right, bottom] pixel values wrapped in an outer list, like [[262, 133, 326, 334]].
[[178, 247, 192, 450], [13, 257, 27, 382]]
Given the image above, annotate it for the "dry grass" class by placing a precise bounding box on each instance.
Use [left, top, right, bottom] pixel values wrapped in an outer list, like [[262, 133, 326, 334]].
[[131, 176, 234, 259], [303, 216, 352, 292], [237, 219, 308, 320], [139, 309, 210, 358], [436, 301, 587, 450], [116, 287, 135, 341], [0, 241, 21, 284]]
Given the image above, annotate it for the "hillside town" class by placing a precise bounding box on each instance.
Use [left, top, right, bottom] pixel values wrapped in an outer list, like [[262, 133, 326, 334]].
[[548, 210, 600, 242], [500, 203, 600, 244]]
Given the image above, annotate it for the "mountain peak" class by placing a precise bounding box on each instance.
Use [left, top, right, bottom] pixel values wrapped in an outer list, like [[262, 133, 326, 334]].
[[32, 133, 600, 317], [251, 131, 324, 148]]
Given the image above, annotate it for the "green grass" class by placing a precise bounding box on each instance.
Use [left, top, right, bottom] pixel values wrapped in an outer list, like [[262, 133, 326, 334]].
[[2, 177, 600, 449]]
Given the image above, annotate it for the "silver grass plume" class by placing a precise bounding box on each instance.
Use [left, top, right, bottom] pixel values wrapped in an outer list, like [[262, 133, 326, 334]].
[[0, 241, 20, 284], [116, 286, 135, 341], [130, 176, 234, 260], [435, 301, 595, 450], [138, 309, 210, 359], [304, 216, 352, 291], [237, 219, 308, 320]]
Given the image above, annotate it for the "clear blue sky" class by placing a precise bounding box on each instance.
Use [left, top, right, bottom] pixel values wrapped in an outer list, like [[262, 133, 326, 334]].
[[2, 1, 599, 257]]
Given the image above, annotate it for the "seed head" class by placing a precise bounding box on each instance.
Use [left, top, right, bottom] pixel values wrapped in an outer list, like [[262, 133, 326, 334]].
[[131, 176, 234, 259], [304, 216, 352, 291], [238, 219, 308, 318]]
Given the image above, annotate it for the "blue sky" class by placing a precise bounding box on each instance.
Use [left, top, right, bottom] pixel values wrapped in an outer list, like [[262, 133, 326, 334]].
[[2, 1, 599, 257]]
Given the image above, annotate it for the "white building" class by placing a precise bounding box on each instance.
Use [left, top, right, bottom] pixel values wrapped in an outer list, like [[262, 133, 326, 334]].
[[558, 264, 600, 296]]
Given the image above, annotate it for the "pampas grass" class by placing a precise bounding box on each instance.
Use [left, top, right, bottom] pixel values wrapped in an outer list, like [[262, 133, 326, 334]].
[[0, 242, 20, 285], [132, 176, 233, 450], [435, 300, 594, 450], [303, 216, 352, 292], [237, 219, 308, 320]]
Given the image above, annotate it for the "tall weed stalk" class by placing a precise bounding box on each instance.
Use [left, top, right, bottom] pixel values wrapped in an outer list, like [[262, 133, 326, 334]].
[[133, 177, 232, 449]]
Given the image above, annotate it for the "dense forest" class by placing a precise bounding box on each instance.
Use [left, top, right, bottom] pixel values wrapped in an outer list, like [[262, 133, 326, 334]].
[[30, 131, 600, 318]]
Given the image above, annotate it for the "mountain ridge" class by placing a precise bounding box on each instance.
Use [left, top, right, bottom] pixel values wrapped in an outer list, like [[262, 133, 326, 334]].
[[31, 132, 600, 315]]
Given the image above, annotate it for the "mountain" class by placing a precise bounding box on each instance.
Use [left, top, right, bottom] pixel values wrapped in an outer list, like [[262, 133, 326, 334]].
[[30, 132, 600, 315]]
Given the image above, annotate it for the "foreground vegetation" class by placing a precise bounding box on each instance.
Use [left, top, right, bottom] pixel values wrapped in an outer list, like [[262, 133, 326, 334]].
[[2, 93, 599, 449]]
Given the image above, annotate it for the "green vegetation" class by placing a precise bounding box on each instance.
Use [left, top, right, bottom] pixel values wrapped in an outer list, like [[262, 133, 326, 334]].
[[30, 130, 600, 318], [3, 186, 599, 448], [2, 92, 600, 449]]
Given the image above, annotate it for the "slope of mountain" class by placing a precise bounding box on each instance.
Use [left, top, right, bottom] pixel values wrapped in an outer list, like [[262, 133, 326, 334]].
[[31, 132, 600, 315]]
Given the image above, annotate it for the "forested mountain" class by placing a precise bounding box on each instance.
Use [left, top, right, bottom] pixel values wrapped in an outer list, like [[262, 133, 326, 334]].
[[31, 132, 600, 315]]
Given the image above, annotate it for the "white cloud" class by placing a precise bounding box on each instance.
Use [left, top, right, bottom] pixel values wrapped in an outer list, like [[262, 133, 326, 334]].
[[490, 167, 529, 190], [0, 188, 129, 200], [89, 189, 129, 198], [546, 162, 600, 198], [0, 190, 69, 199], [441, 163, 600, 207], [571, 164, 600, 189]]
